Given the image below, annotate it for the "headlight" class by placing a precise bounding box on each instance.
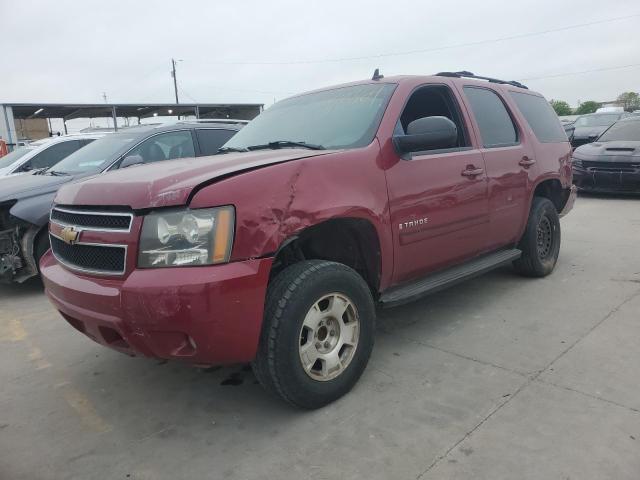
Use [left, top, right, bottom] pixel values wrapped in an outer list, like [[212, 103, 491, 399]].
[[138, 206, 234, 268]]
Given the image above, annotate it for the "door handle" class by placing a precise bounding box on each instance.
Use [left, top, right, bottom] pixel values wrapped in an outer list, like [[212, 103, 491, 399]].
[[519, 156, 536, 167], [461, 166, 484, 177]]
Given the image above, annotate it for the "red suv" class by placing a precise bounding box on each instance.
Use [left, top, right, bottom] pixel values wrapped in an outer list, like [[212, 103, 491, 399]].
[[41, 71, 576, 409]]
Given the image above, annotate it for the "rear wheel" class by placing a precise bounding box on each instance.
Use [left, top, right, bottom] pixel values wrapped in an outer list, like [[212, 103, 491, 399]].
[[252, 260, 375, 409], [514, 197, 561, 277]]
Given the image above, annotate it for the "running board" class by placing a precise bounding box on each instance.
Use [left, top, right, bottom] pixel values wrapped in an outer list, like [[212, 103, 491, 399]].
[[380, 249, 521, 308]]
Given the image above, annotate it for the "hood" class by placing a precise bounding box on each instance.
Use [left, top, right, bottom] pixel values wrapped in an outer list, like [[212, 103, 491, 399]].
[[574, 141, 640, 161], [55, 149, 337, 210], [573, 125, 609, 139], [0, 172, 73, 203]]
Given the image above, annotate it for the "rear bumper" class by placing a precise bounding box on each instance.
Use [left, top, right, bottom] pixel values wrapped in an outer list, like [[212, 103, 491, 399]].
[[573, 167, 640, 194], [41, 250, 273, 365]]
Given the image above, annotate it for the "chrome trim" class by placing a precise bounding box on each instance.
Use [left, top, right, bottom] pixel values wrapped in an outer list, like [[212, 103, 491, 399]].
[[50, 207, 133, 233], [49, 232, 128, 276]]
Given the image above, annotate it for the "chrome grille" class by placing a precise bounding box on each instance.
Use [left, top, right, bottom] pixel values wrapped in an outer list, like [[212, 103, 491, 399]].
[[50, 234, 127, 275], [51, 207, 133, 232]]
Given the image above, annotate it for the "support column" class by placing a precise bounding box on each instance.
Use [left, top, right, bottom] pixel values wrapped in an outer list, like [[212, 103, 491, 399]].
[[111, 106, 118, 131]]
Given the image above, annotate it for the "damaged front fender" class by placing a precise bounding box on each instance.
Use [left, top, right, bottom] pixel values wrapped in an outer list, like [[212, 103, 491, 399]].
[[0, 204, 42, 283]]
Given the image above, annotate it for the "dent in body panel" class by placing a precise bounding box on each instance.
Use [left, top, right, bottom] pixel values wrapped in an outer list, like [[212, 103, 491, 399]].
[[189, 146, 394, 288]]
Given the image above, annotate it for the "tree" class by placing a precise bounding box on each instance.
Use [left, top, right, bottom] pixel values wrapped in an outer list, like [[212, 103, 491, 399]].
[[549, 100, 572, 116], [616, 92, 640, 112], [575, 101, 600, 115]]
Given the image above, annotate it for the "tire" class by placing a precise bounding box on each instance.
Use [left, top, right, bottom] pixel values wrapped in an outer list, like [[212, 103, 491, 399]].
[[513, 197, 561, 277], [34, 230, 50, 275], [252, 260, 376, 409]]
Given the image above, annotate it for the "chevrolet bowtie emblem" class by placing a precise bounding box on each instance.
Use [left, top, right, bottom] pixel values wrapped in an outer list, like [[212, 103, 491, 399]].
[[60, 226, 80, 245]]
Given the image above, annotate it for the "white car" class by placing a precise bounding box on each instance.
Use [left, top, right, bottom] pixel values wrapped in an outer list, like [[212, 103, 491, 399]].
[[0, 133, 108, 177]]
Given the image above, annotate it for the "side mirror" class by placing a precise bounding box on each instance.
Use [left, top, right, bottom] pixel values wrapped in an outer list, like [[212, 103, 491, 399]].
[[393, 116, 458, 157], [120, 154, 144, 169], [18, 162, 33, 172]]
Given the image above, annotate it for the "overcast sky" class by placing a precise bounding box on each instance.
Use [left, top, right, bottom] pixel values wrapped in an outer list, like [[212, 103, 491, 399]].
[[1, 0, 638, 114]]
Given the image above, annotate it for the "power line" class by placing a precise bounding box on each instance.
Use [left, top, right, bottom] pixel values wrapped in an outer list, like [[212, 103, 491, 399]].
[[192, 13, 640, 66], [518, 62, 640, 81]]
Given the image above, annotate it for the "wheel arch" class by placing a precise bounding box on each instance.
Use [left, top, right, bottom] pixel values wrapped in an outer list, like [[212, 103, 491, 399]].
[[530, 177, 571, 213], [270, 217, 383, 296]]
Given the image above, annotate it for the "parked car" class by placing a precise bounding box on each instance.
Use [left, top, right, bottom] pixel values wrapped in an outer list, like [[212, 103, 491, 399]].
[[571, 112, 629, 148], [0, 121, 244, 283], [0, 133, 106, 177], [572, 116, 640, 193], [41, 71, 575, 408]]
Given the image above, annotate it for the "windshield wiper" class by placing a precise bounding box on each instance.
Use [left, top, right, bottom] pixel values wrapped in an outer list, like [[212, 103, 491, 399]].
[[32, 168, 48, 175], [218, 146, 249, 154], [46, 170, 70, 176], [246, 141, 326, 151]]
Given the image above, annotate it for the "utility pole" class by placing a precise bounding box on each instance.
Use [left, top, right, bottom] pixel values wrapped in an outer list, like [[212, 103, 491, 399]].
[[102, 92, 108, 103], [171, 58, 179, 105]]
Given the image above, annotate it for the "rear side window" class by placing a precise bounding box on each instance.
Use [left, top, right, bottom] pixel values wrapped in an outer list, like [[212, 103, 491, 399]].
[[196, 129, 237, 155], [463, 87, 518, 148], [511, 92, 567, 143]]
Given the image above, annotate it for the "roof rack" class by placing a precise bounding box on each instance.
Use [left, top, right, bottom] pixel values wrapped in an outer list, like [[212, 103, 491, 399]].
[[436, 71, 528, 90], [177, 118, 249, 125]]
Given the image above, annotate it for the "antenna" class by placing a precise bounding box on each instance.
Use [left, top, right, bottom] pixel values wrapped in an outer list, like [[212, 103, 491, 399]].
[[372, 68, 384, 81]]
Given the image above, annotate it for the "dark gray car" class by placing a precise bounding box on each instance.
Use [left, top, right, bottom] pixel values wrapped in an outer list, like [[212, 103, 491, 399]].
[[572, 116, 640, 193], [0, 121, 244, 283], [571, 112, 629, 148]]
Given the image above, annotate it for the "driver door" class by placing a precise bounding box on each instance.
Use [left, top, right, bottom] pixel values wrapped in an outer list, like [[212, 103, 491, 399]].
[[385, 84, 489, 284]]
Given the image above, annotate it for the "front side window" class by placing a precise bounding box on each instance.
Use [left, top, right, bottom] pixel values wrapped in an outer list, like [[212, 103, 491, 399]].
[[464, 87, 518, 148], [224, 83, 396, 151], [126, 130, 195, 164], [511, 92, 568, 143], [598, 120, 640, 142], [25, 140, 85, 170], [196, 129, 237, 155], [396, 84, 469, 150]]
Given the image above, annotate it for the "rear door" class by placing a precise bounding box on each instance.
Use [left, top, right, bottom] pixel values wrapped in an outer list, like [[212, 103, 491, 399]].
[[459, 85, 535, 250]]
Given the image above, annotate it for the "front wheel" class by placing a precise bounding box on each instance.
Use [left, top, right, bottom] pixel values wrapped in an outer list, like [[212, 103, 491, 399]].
[[252, 260, 375, 409], [513, 197, 561, 277]]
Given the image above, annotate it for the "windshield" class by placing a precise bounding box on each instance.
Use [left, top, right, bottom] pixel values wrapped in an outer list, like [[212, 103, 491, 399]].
[[224, 83, 396, 151], [575, 114, 621, 128], [598, 120, 640, 142], [53, 134, 139, 174], [0, 146, 33, 169]]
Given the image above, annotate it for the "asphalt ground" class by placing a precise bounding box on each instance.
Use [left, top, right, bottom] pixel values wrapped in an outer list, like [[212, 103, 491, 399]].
[[1, 193, 639, 480]]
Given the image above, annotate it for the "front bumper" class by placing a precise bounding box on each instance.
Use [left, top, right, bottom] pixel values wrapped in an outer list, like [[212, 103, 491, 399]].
[[573, 167, 640, 194], [41, 251, 274, 365]]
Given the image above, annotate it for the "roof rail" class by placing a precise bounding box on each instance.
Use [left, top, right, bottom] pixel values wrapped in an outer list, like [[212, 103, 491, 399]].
[[177, 118, 250, 125], [436, 71, 528, 90]]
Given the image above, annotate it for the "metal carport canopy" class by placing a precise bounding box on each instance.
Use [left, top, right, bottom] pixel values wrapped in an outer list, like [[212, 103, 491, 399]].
[[7, 102, 264, 120]]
